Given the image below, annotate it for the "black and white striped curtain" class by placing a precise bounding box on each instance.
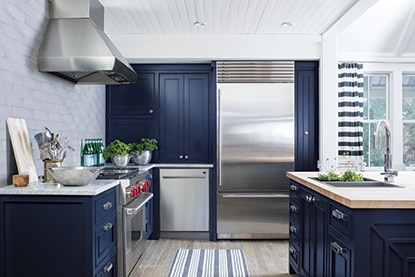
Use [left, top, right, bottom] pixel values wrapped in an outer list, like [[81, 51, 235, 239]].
[[338, 62, 364, 158]]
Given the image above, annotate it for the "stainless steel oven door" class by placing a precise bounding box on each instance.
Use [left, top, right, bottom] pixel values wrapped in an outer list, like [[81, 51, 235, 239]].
[[123, 192, 153, 276]]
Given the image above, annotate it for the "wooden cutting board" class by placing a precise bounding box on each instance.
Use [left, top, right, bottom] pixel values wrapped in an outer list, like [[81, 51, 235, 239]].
[[7, 118, 38, 183]]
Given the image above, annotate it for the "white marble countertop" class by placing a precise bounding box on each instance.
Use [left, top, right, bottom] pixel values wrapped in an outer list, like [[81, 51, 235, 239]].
[[152, 163, 214, 168], [287, 171, 415, 208], [105, 163, 213, 169], [0, 179, 119, 196]]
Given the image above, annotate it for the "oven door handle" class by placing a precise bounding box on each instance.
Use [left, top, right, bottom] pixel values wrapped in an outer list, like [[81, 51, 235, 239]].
[[125, 192, 154, 216]]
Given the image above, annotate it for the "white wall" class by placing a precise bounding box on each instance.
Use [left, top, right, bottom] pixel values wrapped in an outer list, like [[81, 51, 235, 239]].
[[0, 0, 106, 186]]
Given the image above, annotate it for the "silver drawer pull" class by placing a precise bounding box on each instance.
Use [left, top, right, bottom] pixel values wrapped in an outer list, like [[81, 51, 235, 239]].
[[290, 184, 297, 191], [289, 225, 297, 234], [290, 204, 298, 213], [330, 242, 346, 254], [305, 195, 315, 203], [289, 246, 296, 254], [332, 209, 345, 220], [103, 202, 113, 210], [103, 262, 113, 273], [103, 223, 113, 232]]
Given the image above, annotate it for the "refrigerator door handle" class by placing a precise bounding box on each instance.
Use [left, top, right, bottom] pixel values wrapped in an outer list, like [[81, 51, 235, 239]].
[[219, 193, 289, 198], [217, 87, 222, 187]]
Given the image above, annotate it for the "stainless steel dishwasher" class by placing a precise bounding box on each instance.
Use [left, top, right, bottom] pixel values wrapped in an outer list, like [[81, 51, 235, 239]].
[[160, 168, 209, 238]]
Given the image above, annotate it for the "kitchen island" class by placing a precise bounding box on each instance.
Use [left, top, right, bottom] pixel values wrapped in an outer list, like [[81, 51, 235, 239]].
[[287, 171, 415, 277], [0, 180, 119, 277]]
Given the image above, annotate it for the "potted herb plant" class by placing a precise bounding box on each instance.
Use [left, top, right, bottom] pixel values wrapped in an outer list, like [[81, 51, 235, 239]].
[[129, 138, 158, 165], [103, 139, 131, 167]]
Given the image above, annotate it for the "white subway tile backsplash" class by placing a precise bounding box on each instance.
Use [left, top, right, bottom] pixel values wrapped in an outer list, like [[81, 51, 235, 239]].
[[0, 1, 106, 186]]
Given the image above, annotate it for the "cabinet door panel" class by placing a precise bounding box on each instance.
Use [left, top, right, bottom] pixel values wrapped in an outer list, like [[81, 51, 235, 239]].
[[107, 73, 155, 115], [295, 61, 319, 171], [1, 197, 92, 277], [107, 118, 154, 144], [185, 74, 210, 162], [328, 234, 351, 277], [159, 74, 185, 162]]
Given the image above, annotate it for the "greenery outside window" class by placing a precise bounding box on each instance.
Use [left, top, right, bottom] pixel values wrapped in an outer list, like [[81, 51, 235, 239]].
[[402, 75, 415, 167], [362, 74, 389, 167]]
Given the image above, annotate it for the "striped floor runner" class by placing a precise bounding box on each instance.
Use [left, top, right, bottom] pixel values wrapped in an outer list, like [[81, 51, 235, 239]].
[[167, 249, 249, 277]]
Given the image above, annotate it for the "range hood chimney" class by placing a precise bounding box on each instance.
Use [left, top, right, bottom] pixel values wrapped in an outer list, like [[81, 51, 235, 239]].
[[37, 0, 137, 85]]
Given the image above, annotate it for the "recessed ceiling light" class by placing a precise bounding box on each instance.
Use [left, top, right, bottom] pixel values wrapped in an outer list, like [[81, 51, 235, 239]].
[[281, 22, 294, 27], [194, 21, 207, 27]]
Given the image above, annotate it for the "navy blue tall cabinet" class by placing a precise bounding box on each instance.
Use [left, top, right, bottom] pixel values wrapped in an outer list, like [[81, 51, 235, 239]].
[[294, 61, 319, 171]]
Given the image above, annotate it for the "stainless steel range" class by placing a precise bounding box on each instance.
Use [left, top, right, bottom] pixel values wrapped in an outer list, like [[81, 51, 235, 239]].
[[98, 167, 153, 277]]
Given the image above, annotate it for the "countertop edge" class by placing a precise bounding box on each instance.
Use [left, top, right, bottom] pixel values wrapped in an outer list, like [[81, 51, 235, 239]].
[[287, 171, 415, 209], [0, 180, 119, 196]]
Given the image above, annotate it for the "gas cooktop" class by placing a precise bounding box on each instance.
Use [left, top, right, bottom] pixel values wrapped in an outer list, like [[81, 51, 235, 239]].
[[97, 167, 139, 180]]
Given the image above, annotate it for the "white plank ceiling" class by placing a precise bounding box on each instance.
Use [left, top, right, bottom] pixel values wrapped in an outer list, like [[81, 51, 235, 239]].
[[99, 0, 415, 57], [99, 0, 357, 35]]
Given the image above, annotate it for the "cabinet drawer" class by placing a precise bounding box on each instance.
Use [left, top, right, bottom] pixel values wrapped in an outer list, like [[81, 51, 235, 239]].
[[95, 216, 116, 266], [288, 240, 300, 272], [289, 181, 301, 202], [95, 188, 116, 223], [95, 254, 117, 277], [329, 203, 352, 239], [289, 221, 300, 241], [289, 201, 300, 222]]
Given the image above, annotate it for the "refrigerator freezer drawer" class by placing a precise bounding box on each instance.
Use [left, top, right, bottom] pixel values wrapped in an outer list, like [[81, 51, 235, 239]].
[[217, 192, 289, 239]]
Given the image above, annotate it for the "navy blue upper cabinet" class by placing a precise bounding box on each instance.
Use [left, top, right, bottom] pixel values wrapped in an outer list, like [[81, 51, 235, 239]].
[[294, 61, 319, 171], [158, 73, 210, 163], [107, 72, 155, 116], [106, 64, 213, 164]]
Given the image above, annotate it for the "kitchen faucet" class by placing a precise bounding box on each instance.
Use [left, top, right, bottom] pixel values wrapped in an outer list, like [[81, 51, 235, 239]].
[[373, 120, 398, 181]]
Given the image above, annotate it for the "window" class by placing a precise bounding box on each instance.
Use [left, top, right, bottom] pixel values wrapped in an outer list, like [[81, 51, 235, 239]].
[[402, 75, 415, 167], [362, 74, 389, 167]]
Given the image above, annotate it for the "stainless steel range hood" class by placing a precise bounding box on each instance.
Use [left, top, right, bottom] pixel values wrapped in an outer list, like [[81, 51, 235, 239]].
[[37, 0, 137, 85]]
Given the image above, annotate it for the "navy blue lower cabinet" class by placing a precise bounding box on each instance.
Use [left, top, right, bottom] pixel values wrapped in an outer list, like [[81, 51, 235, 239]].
[[289, 179, 415, 277], [299, 185, 327, 277], [0, 188, 117, 277]]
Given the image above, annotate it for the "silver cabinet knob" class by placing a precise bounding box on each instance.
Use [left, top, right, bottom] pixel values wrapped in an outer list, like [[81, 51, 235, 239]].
[[304, 131, 309, 135], [184, 155, 189, 160], [179, 155, 183, 159], [149, 109, 154, 114]]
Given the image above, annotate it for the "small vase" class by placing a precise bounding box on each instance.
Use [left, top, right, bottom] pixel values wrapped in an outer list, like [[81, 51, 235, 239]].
[[44, 160, 63, 182]]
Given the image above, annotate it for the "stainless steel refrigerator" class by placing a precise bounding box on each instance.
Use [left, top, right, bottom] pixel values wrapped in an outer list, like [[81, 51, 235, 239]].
[[217, 83, 294, 239]]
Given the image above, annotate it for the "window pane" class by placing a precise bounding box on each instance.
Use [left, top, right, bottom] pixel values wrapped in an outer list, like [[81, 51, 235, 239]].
[[364, 122, 385, 167], [368, 76, 387, 119], [402, 75, 415, 119], [403, 123, 415, 166]]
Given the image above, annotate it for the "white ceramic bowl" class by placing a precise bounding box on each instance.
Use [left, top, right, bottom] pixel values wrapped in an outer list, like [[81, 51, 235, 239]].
[[48, 166, 101, 186]]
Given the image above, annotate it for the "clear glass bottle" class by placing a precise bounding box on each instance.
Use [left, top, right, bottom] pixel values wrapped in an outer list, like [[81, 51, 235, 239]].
[[81, 139, 95, 166], [97, 138, 105, 166]]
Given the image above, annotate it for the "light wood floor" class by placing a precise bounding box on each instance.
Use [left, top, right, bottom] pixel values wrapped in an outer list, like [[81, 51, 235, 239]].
[[130, 239, 297, 277]]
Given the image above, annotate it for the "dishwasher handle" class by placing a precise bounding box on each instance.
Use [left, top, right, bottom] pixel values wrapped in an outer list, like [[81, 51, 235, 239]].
[[162, 175, 207, 179]]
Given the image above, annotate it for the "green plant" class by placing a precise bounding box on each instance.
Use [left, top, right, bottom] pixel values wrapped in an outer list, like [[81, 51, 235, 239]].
[[129, 138, 158, 155], [317, 171, 340, 181], [103, 139, 131, 160], [340, 170, 364, 182], [317, 170, 364, 182]]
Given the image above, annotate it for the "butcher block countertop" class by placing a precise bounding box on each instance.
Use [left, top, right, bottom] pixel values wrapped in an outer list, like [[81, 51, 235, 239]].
[[287, 171, 415, 209]]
